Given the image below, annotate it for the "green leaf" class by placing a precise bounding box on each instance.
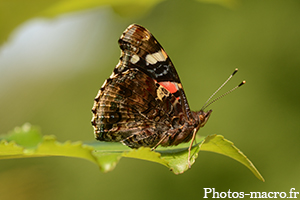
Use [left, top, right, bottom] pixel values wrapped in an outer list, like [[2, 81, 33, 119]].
[[199, 134, 265, 182], [196, 0, 239, 9], [0, 124, 264, 181], [42, 0, 164, 18], [0, 0, 163, 45], [0, 0, 240, 46], [0, 123, 42, 148]]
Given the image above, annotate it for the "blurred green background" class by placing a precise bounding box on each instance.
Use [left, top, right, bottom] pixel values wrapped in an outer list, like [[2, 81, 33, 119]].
[[1, 0, 300, 199]]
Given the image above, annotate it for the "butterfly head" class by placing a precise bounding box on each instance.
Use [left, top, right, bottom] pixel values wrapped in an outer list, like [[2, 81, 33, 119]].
[[195, 109, 212, 128]]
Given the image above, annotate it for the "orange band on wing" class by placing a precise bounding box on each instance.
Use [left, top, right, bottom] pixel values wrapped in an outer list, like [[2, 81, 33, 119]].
[[158, 81, 178, 94]]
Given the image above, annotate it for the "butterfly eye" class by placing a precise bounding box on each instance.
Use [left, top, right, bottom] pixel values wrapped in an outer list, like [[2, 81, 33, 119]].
[[199, 114, 204, 122], [199, 110, 212, 127]]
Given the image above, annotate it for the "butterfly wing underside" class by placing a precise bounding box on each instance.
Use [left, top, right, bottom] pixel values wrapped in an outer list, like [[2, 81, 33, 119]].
[[91, 24, 193, 148]]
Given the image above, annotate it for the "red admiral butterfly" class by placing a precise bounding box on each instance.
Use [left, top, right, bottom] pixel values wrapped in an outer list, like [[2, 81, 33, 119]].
[[91, 24, 245, 167]]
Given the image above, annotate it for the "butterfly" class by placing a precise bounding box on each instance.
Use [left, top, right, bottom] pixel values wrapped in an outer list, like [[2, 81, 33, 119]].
[[91, 24, 244, 167]]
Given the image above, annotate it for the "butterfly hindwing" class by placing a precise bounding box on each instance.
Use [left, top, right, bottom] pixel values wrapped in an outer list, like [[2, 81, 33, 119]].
[[92, 66, 184, 147]]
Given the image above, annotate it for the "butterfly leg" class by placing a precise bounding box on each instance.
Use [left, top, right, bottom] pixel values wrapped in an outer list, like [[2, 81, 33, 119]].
[[151, 131, 171, 151], [188, 128, 197, 168]]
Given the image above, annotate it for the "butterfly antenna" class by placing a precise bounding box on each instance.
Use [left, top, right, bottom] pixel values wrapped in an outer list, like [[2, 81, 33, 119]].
[[201, 68, 239, 110], [202, 80, 245, 110]]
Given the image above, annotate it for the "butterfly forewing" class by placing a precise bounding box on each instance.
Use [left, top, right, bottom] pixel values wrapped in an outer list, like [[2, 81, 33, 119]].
[[118, 24, 181, 83]]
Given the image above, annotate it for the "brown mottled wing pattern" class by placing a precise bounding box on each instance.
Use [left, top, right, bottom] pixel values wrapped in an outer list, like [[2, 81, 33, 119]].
[[118, 24, 193, 121], [91, 24, 193, 148]]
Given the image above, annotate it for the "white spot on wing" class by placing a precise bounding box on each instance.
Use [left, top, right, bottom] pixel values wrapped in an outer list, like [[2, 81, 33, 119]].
[[100, 79, 108, 89], [146, 54, 157, 65], [130, 54, 140, 64], [109, 72, 117, 79], [153, 50, 167, 62], [95, 91, 101, 100], [146, 50, 167, 65]]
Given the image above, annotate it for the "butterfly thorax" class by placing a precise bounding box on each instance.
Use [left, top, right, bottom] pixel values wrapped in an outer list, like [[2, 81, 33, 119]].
[[159, 109, 212, 146]]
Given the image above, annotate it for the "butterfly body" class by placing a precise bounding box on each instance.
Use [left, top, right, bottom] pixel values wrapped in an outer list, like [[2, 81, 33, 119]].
[[92, 24, 211, 155]]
